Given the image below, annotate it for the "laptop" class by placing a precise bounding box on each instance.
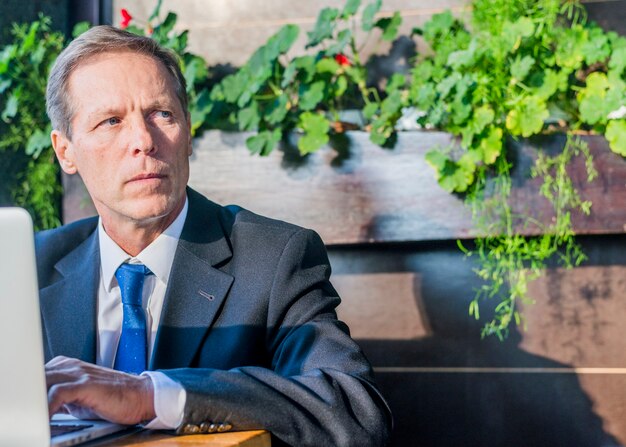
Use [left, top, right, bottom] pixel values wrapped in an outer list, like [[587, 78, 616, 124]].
[[0, 207, 129, 446]]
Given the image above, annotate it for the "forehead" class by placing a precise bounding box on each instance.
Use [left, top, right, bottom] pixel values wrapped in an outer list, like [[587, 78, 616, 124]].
[[67, 50, 178, 110]]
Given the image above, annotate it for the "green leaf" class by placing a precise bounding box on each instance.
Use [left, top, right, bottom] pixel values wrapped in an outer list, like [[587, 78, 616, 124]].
[[298, 112, 330, 154], [183, 56, 209, 92], [299, 81, 326, 111], [369, 119, 394, 146], [266, 95, 289, 125], [362, 0, 382, 32], [246, 128, 282, 156], [327, 29, 352, 55], [148, 0, 164, 21], [0, 79, 10, 94], [605, 120, 626, 156], [1, 91, 19, 121], [375, 12, 402, 42], [282, 55, 316, 88], [275, 24, 300, 54], [425, 150, 475, 193], [334, 75, 348, 97], [363, 102, 378, 119], [447, 39, 477, 69], [582, 26, 610, 65], [316, 57, 341, 75], [19, 22, 39, 56], [237, 102, 261, 131], [608, 47, 626, 75], [578, 72, 610, 125], [436, 73, 461, 99], [342, 0, 361, 18], [554, 25, 586, 71], [189, 89, 213, 134], [478, 127, 503, 165], [26, 127, 51, 158], [386, 73, 406, 93], [461, 105, 495, 147], [532, 69, 559, 100], [502, 17, 534, 52], [505, 96, 549, 137], [422, 11, 454, 44], [381, 90, 402, 115], [510, 55, 535, 81], [307, 8, 339, 47], [152, 12, 178, 41], [72, 21, 90, 38]]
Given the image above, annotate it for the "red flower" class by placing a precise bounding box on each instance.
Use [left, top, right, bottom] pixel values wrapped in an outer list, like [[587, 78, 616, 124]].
[[120, 9, 132, 29], [334, 53, 351, 67]]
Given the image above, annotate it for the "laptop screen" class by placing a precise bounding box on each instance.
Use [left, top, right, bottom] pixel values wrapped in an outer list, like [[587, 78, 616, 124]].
[[0, 208, 50, 446]]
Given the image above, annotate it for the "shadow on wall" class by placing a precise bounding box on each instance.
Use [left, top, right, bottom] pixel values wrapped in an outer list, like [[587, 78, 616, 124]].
[[330, 240, 624, 447]]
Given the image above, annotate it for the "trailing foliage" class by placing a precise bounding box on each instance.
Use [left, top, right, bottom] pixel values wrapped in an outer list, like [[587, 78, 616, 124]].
[[406, 0, 624, 336]]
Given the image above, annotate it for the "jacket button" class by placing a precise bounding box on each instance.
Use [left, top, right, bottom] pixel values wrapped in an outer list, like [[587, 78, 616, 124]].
[[217, 422, 233, 432], [183, 424, 200, 434]]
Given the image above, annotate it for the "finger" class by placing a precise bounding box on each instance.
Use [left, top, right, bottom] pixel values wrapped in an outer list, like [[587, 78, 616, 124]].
[[48, 383, 83, 418], [45, 370, 78, 389], [45, 355, 73, 368]]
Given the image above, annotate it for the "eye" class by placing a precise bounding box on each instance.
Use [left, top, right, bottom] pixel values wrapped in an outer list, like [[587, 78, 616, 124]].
[[101, 117, 120, 126], [157, 110, 172, 119]]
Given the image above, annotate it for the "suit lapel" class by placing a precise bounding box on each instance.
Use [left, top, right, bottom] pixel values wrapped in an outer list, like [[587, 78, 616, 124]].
[[150, 190, 235, 370], [39, 229, 99, 363]]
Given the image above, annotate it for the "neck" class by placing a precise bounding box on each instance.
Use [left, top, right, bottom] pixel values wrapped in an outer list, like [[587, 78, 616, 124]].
[[100, 201, 185, 257]]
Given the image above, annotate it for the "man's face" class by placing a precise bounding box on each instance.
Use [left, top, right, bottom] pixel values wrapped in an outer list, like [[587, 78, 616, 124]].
[[52, 51, 192, 229]]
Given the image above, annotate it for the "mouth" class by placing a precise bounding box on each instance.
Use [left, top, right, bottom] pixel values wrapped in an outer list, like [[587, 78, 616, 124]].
[[127, 173, 167, 183]]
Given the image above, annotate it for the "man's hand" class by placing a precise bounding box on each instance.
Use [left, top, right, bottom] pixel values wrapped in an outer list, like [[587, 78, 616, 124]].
[[46, 356, 156, 425]]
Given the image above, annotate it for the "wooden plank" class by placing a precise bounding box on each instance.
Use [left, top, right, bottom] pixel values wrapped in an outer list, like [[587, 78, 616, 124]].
[[101, 429, 271, 446], [62, 131, 626, 244]]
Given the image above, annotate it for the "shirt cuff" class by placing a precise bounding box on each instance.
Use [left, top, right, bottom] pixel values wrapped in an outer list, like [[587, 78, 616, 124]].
[[141, 371, 186, 430]]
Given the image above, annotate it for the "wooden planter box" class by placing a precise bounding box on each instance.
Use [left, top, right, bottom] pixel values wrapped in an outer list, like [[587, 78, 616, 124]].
[[64, 130, 626, 241]]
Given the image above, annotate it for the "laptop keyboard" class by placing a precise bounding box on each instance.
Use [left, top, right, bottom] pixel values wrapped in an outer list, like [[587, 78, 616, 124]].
[[50, 423, 94, 437]]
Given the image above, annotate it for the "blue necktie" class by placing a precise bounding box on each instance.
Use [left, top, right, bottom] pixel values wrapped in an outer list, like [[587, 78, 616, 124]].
[[114, 263, 151, 374]]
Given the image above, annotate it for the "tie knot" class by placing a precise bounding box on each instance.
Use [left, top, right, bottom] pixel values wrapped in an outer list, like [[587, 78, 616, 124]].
[[115, 263, 152, 306]]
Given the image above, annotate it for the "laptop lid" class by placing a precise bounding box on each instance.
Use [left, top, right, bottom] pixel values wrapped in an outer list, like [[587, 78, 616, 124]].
[[0, 207, 49, 446], [0, 208, 127, 447]]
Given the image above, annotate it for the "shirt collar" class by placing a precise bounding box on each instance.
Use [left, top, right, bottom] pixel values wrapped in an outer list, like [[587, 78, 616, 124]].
[[98, 196, 189, 292]]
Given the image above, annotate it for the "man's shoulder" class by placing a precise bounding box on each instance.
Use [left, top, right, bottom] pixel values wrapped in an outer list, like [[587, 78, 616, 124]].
[[189, 188, 308, 238], [35, 216, 99, 258]]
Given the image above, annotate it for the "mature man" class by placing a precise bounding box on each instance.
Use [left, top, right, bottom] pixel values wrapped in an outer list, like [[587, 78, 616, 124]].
[[37, 25, 391, 447]]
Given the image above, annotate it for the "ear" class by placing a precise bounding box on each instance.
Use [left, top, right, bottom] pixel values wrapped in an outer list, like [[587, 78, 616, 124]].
[[186, 113, 193, 156], [51, 129, 78, 175]]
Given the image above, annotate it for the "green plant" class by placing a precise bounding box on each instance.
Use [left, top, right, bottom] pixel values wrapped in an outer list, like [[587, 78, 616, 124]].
[[407, 0, 624, 337], [213, 0, 625, 338], [0, 15, 64, 230], [209, 0, 403, 155]]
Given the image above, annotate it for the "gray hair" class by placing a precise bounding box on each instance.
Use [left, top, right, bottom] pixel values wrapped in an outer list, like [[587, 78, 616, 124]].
[[46, 25, 188, 139]]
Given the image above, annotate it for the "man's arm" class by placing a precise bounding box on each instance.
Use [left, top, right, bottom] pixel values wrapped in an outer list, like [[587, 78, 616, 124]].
[[162, 229, 392, 447]]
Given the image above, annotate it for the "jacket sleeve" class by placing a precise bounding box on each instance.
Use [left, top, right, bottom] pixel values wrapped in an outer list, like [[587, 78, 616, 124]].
[[161, 228, 392, 447]]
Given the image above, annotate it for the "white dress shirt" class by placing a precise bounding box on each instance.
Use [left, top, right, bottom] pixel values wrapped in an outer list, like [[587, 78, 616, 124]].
[[96, 198, 188, 429]]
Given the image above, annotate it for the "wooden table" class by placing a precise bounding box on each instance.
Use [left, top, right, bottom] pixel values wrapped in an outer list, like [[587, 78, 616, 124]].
[[91, 429, 271, 446]]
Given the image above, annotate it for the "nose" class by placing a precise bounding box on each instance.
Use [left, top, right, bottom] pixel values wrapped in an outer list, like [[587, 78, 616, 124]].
[[128, 117, 156, 156]]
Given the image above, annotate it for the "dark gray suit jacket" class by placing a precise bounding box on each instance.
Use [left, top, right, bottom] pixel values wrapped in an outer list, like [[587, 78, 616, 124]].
[[35, 188, 392, 447]]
